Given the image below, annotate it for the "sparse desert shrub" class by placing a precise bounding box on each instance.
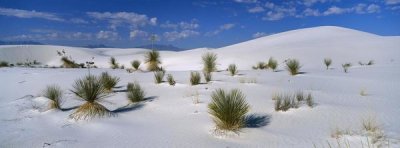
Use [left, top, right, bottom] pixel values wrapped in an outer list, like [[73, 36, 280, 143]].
[[208, 89, 250, 133], [70, 75, 112, 120], [145, 50, 161, 71], [362, 117, 380, 133], [127, 82, 145, 103], [167, 74, 176, 86], [324, 58, 332, 70], [228, 64, 238, 76], [202, 52, 217, 73], [306, 93, 314, 107], [61, 57, 79, 68], [267, 57, 278, 72], [43, 85, 63, 110], [0, 61, 9, 67], [131, 60, 141, 70], [342, 63, 352, 73], [203, 71, 212, 83], [295, 91, 305, 102], [190, 71, 201, 85], [120, 65, 125, 69], [256, 62, 267, 70], [274, 91, 313, 111], [285, 59, 301, 75], [100, 72, 120, 92], [110, 57, 119, 69], [154, 70, 165, 84], [367, 60, 374, 65]]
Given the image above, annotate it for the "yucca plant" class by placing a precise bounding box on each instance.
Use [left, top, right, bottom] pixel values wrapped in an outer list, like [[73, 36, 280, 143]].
[[228, 64, 238, 76], [70, 75, 112, 120], [167, 74, 176, 86], [110, 57, 119, 69], [202, 52, 217, 73], [208, 89, 250, 133], [324, 58, 332, 70], [145, 50, 161, 71], [127, 82, 145, 103], [131, 60, 141, 70], [306, 93, 314, 107], [203, 71, 212, 83], [267, 57, 278, 72], [190, 71, 201, 85], [61, 57, 79, 68], [154, 70, 165, 84], [100, 72, 120, 92], [295, 91, 305, 102], [342, 63, 352, 73], [256, 62, 266, 70], [43, 85, 63, 110], [0, 61, 9, 67], [285, 59, 301, 75], [274, 93, 295, 111], [367, 60, 374, 66]]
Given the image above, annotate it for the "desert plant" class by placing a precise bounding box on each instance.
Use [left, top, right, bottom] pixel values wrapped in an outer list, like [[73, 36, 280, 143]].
[[154, 70, 165, 84], [167, 74, 176, 86], [100, 72, 120, 92], [295, 91, 305, 102], [43, 85, 63, 110], [126, 82, 145, 103], [256, 62, 266, 70], [362, 117, 380, 133], [145, 50, 161, 71], [0, 61, 9, 67], [69, 75, 112, 120], [274, 93, 302, 111], [342, 63, 352, 73], [202, 52, 217, 73], [131, 60, 141, 70], [190, 71, 201, 85], [324, 58, 332, 70], [306, 93, 314, 107], [61, 57, 79, 68], [367, 60, 374, 65], [110, 57, 119, 69], [267, 57, 278, 72], [208, 89, 250, 133], [228, 64, 238, 76], [203, 71, 212, 83], [285, 59, 301, 75]]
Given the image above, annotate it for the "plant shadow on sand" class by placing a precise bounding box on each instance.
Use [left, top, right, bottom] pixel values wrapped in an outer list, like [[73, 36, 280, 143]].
[[244, 113, 271, 128], [111, 96, 157, 113]]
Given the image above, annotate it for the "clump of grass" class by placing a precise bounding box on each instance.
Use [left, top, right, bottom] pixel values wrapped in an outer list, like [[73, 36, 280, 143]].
[[70, 75, 112, 120], [274, 91, 314, 111], [295, 91, 305, 102], [228, 64, 238, 76], [342, 63, 352, 73], [285, 59, 301, 75], [100, 72, 120, 92], [109, 57, 119, 69], [43, 85, 63, 110], [306, 93, 314, 107], [127, 82, 145, 103], [255, 62, 267, 70], [267, 57, 278, 72], [0, 61, 9, 67], [202, 52, 217, 73], [203, 71, 212, 83], [208, 89, 250, 133], [61, 57, 79, 68], [167, 74, 176, 86], [190, 71, 201, 85], [367, 60, 374, 65], [154, 70, 165, 84], [145, 50, 161, 71], [324, 58, 332, 70], [131, 60, 141, 70], [362, 117, 380, 133]]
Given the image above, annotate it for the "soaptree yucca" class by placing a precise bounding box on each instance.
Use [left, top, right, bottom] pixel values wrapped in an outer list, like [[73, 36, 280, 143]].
[[131, 60, 141, 70], [285, 59, 301, 75], [228, 64, 238, 76], [61, 57, 79, 68], [190, 71, 201, 85], [167, 74, 176, 86], [203, 71, 212, 83], [127, 82, 145, 103], [110, 57, 119, 69], [43, 85, 63, 110], [100, 72, 120, 92], [70, 75, 112, 120], [324, 58, 332, 70], [342, 63, 352, 73], [267, 57, 278, 72], [202, 52, 217, 73], [145, 50, 161, 71], [154, 70, 165, 84], [208, 89, 250, 133]]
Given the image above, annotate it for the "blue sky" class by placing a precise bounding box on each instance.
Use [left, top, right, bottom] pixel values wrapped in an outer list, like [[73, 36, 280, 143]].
[[0, 0, 399, 49]]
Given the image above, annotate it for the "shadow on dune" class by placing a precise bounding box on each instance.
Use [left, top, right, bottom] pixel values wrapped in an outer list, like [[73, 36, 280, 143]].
[[112, 103, 145, 113], [60, 105, 80, 111], [244, 113, 271, 128]]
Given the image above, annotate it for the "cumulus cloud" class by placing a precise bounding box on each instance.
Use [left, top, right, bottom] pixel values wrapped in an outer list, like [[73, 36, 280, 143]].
[[301, 0, 340, 7], [0, 7, 64, 21], [4, 31, 93, 41], [163, 30, 199, 41], [385, 0, 400, 5], [70, 18, 89, 24], [252, 32, 269, 38], [206, 23, 236, 36], [233, 0, 258, 3], [130, 30, 148, 40], [248, 6, 265, 13], [161, 20, 199, 30], [96, 30, 118, 40], [87, 11, 157, 29], [322, 4, 380, 16]]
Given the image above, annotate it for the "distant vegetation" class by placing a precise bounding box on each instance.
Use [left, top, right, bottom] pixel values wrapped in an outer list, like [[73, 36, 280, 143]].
[[43, 85, 63, 110], [267, 57, 278, 72], [0, 61, 9, 67], [167, 74, 176, 86], [154, 70, 165, 84], [342, 63, 352, 73], [145, 50, 161, 71], [190, 71, 201, 85], [285, 59, 301, 75], [228, 64, 238, 76], [324, 58, 332, 70], [127, 82, 146, 103], [110, 57, 119, 69], [273, 91, 314, 111]]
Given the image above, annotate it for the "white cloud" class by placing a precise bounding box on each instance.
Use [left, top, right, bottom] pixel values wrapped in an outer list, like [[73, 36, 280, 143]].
[[233, 0, 258, 3], [303, 8, 321, 16], [87, 11, 157, 29], [163, 30, 199, 41], [161, 20, 199, 30], [70, 18, 89, 24], [385, 0, 400, 5], [0, 7, 64, 21], [205, 23, 236, 36], [96, 30, 118, 40], [4, 31, 93, 41], [248, 6, 265, 13], [252, 32, 268, 38], [301, 0, 340, 7], [262, 6, 296, 21], [366, 4, 380, 13], [129, 30, 148, 39], [323, 6, 349, 15], [322, 4, 380, 16]]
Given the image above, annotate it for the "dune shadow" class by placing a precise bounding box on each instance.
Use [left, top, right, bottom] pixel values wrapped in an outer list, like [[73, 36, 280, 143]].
[[113, 85, 124, 89], [112, 103, 145, 113], [113, 89, 127, 93], [244, 113, 271, 128], [144, 96, 158, 102], [297, 72, 307, 75], [60, 105, 80, 111], [273, 70, 284, 72]]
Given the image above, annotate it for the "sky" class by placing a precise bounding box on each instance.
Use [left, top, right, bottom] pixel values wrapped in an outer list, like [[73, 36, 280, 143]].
[[0, 0, 399, 49]]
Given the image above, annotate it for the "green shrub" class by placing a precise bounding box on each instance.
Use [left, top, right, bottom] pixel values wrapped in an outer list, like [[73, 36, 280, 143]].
[[228, 64, 238, 76], [274, 91, 314, 111], [61, 57, 79, 68], [256, 62, 266, 70], [203, 72, 212, 83], [267, 57, 278, 72], [306, 93, 314, 107], [208, 89, 250, 133], [110, 57, 119, 69], [127, 82, 145, 103], [167, 74, 176, 86], [145, 50, 161, 71], [295, 91, 305, 102], [190, 71, 201, 85], [285, 59, 301, 75], [100, 72, 120, 92], [131, 60, 141, 70], [154, 71, 165, 84], [43, 85, 63, 110], [202, 52, 217, 73], [342, 63, 352, 73], [0, 61, 9, 67], [324, 58, 332, 70], [70, 75, 112, 120]]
